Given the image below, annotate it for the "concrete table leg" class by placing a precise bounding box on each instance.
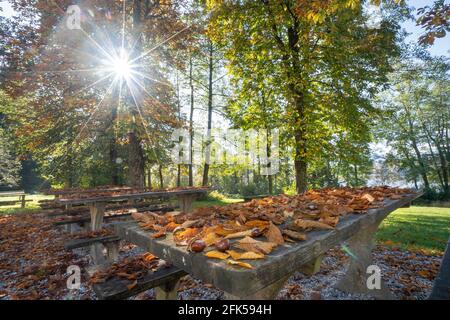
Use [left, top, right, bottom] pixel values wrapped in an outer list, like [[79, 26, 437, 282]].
[[177, 195, 194, 213], [224, 275, 291, 300], [334, 222, 393, 299], [299, 254, 324, 276], [89, 202, 106, 265], [155, 278, 181, 300], [105, 241, 120, 263]]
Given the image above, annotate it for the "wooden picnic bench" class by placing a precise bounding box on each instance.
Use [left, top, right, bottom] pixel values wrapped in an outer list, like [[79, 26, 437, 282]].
[[0, 190, 26, 208], [93, 266, 187, 300], [56, 188, 212, 265], [113, 193, 420, 300]]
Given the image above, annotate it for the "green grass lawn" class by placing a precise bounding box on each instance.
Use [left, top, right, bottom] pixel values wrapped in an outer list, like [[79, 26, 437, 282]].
[[193, 197, 243, 208], [0, 194, 54, 215], [376, 206, 450, 255]]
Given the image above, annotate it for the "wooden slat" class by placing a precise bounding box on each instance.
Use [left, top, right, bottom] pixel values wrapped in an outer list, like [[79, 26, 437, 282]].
[[114, 194, 421, 298], [0, 191, 25, 197], [56, 188, 212, 206], [53, 205, 177, 225], [64, 235, 121, 250], [93, 266, 187, 300]]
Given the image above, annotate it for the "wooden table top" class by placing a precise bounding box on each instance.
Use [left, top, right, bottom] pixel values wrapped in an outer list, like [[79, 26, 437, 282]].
[[56, 188, 212, 205], [0, 191, 25, 197], [113, 193, 420, 297]]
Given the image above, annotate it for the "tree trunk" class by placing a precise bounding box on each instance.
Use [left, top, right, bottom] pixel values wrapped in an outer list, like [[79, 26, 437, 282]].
[[202, 40, 214, 186], [109, 105, 119, 185], [188, 55, 194, 186], [147, 167, 152, 190], [127, 0, 145, 188], [158, 164, 163, 189]]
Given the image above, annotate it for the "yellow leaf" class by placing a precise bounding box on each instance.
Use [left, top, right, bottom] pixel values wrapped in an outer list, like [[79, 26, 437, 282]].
[[204, 250, 230, 260], [227, 259, 254, 269]]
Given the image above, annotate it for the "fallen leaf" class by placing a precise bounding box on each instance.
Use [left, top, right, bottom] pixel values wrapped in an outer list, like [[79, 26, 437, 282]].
[[294, 219, 334, 231], [264, 222, 285, 245], [225, 229, 253, 239], [204, 250, 230, 260], [227, 259, 254, 269], [202, 231, 222, 247], [227, 250, 264, 260], [127, 280, 138, 290], [234, 236, 278, 254], [282, 229, 307, 241]]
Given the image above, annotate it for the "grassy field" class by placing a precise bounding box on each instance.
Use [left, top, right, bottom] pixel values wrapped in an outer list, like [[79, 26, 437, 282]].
[[2, 194, 448, 254], [376, 206, 450, 255], [0, 194, 54, 215]]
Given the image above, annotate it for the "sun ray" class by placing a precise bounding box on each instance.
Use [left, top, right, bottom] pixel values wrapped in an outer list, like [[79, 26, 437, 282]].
[[128, 25, 191, 65]]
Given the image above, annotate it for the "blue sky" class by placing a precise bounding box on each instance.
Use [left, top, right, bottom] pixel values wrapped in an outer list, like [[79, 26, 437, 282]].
[[1, 0, 448, 57]]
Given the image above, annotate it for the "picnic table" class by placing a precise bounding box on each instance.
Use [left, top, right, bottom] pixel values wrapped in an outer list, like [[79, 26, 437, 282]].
[[113, 193, 420, 300], [0, 190, 26, 208], [56, 188, 212, 264]]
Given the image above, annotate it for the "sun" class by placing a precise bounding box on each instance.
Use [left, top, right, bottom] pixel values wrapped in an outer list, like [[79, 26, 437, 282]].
[[106, 49, 134, 81]]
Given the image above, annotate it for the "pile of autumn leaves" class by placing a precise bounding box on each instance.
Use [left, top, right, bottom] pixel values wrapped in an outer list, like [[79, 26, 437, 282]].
[[131, 187, 414, 270]]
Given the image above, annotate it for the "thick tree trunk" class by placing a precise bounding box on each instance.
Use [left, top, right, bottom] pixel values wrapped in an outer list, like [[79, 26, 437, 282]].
[[293, 94, 307, 194], [109, 105, 119, 185], [202, 41, 214, 187], [128, 132, 145, 188]]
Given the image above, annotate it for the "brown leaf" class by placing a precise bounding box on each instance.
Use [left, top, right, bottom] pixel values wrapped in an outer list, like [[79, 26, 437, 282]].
[[234, 236, 277, 254], [225, 229, 253, 239], [282, 229, 307, 241], [227, 250, 264, 260], [264, 222, 285, 245], [294, 219, 334, 231], [126, 280, 138, 290]]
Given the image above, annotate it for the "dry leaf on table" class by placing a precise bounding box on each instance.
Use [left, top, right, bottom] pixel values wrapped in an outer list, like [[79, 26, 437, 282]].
[[264, 222, 285, 245], [227, 250, 264, 260], [282, 229, 307, 241], [234, 236, 277, 254], [294, 219, 334, 231], [225, 229, 253, 239], [227, 259, 254, 269], [127, 280, 138, 290], [204, 250, 230, 260], [202, 231, 222, 246]]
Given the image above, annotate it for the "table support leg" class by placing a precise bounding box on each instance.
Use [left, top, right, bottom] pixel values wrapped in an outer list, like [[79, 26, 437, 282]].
[[155, 278, 181, 300], [21, 195, 26, 208], [105, 241, 120, 263], [334, 222, 393, 299], [177, 195, 194, 213], [89, 202, 106, 265], [299, 254, 324, 276], [224, 275, 291, 300]]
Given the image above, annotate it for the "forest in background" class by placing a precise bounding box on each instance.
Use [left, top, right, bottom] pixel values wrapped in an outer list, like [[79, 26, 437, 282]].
[[0, 0, 448, 200]]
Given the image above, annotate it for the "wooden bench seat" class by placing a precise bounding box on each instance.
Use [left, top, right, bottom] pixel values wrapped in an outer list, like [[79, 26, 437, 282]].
[[92, 266, 187, 300], [53, 205, 176, 226], [429, 237, 450, 300], [243, 194, 270, 202], [64, 235, 121, 250]]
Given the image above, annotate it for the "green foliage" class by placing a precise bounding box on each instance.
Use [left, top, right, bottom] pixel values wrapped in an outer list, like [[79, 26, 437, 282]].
[[207, 0, 403, 192]]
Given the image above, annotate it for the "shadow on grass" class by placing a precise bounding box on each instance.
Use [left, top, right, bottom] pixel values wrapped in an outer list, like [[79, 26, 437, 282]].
[[377, 211, 450, 254]]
